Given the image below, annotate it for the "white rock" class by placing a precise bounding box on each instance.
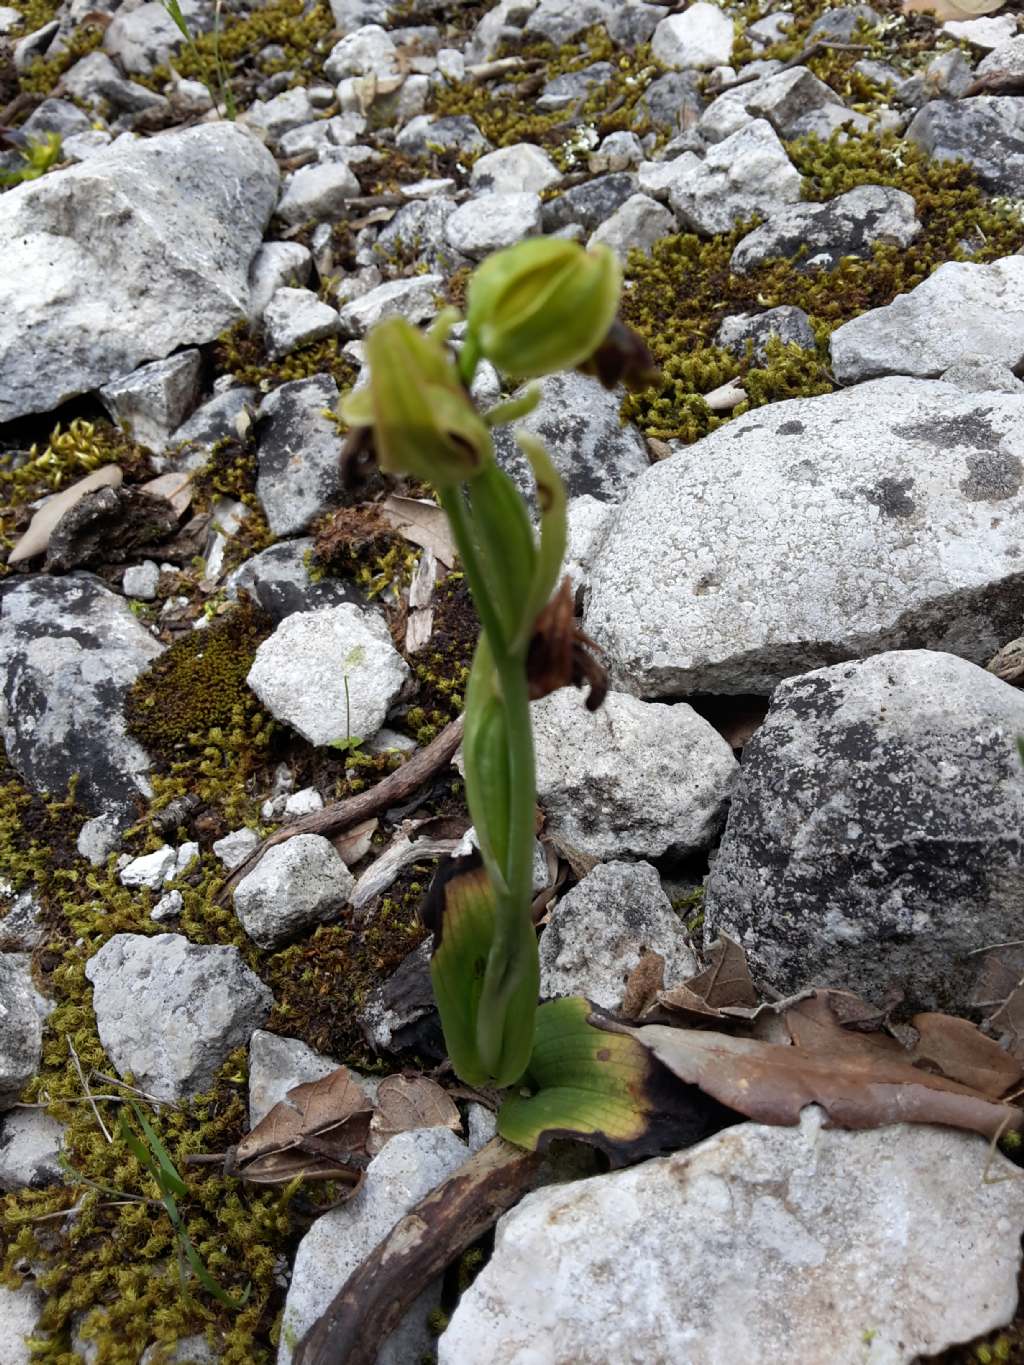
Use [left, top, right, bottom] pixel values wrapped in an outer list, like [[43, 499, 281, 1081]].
[[0, 955, 43, 1111], [212, 827, 261, 871], [119, 845, 176, 890], [122, 561, 160, 601], [0, 6, 23, 31], [61, 129, 113, 163], [584, 378, 1024, 695], [233, 834, 354, 948], [531, 688, 737, 860], [469, 143, 562, 194], [436, 46, 465, 81], [831, 256, 1024, 384], [731, 184, 920, 274], [263, 287, 340, 359], [84, 933, 272, 1101], [248, 242, 313, 321], [445, 192, 543, 259], [637, 151, 701, 200], [279, 1128, 468, 1365], [283, 787, 325, 818], [977, 34, 1024, 76], [337, 273, 444, 336], [248, 1029, 342, 1127], [587, 192, 675, 260], [565, 494, 615, 591], [276, 161, 361, 225], [150, 889, 183, 922], [667, 119, 802, 235], [466, 1104, 498, 1153], [943, 13, 1016, 48], [242, 87, 316, 144], [246, 603, 410, 747], [942, 353, 1024, 394], [103, 1, 185, 73], [99, 350, 202, 453], [0, 125, 278, 423], [324, 23, 398, 81], [61, 51, 165, 112], [0, 1282, 44, 1365], [589, 129, 645, 172], [651, 3, 734, 69], [255, 375, 342, 537], [0, 1108, 65, 1190], [77, 816, 121, 867], [539, 861, 696, 1008], [440, 1107, 1024, 1365]]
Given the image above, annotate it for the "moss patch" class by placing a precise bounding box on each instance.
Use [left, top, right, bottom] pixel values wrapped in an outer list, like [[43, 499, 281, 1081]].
[[212, 324, 359, 396]]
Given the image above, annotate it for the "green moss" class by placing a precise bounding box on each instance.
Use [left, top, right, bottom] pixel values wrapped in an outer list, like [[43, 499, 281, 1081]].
[[16, 21, 103, 98], [311, 505, 418, 601], [399, 575, 477, 746], [621, 131, 1024, 442], [212, 323, 359, 395]]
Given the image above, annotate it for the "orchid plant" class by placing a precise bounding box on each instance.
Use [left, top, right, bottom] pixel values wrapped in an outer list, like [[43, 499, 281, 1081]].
[[341, 238, 656, 1105]]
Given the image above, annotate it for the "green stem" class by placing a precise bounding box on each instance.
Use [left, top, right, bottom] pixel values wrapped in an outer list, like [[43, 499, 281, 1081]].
[[437, 484, 508, 658]]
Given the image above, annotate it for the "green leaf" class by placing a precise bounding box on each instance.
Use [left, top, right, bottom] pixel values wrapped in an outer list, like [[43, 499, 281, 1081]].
[[125, 1100, 188, 1198], [516, 433, 567, 643], [466, 461, 537, 645], [497, 997, 672, 1162], [423, 858, 496, 1088]]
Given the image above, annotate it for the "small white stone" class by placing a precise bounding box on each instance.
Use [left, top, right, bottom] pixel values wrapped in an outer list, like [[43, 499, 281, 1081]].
[[652, 3, 735, 70], [263, 287, 341, 359], [212, 827, 261, 871], [943, 13, 1016, 48], [276, 161, 361, 225], [469, 143, 562, 195], [587, 192, 675, 260], [337, 273, 444, 336], [173, 841, 199, 876], [588, 130, 644, 173], [233, 834, 354, 948], [248, 241, 313, 321], [445, 191, 543, 259], [122, 561, 160, 601], [119, 845, 176, 890], [284, 787, 324, 817], [151, 889, 183, 922], [436, 46, 465, 81], [324, 23, 398, 81]]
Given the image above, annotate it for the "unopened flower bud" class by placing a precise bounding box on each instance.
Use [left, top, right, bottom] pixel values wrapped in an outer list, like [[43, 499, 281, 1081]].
[[465, 238, 621, 381]]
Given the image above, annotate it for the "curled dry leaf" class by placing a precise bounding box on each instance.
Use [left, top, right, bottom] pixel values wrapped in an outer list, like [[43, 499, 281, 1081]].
[[378, 494, 457, 568], [366, 1074, 462, 1156], [619, 950, 665, 1020], [650, 934, 759, 1024], [230, 1066, 373, 1185]]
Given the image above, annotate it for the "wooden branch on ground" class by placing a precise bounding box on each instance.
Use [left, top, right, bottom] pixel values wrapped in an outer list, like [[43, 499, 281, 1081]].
[[294, 1137, 544, 1365], [216, 715, 464, 902]]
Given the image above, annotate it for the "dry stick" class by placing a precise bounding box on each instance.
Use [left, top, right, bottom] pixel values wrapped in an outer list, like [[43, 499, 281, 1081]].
[[716, 40, 872, 93], [217, 715, 465, 903], [68, 1039, 112, 1144], [294, 1137, 545, 1365]]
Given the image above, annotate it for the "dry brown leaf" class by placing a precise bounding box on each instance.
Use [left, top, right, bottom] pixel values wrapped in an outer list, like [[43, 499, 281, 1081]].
[[8, 465, 122, 565], [619, 950, 666, 1019], [991, 986, 1024, 1063], [332, 818, 379, 867], [910, 1012, 1022, 1099], [902, 0, 1004, 17], [622, 1021, 1023, 1139], [140, 470, 193, 518], [683, 935, 758, 1011], [366, 1075, 461, 1156], [969, 943, 1024, 1012], [379, 495, 457, 568], [232, 1065, 374, 1183]]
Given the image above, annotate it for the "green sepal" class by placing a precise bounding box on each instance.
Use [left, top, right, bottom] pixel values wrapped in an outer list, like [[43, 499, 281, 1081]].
[[467, 461, 537, 644], [516, 432, 568, 646], [483, 385, 542, 428], [497, 997, 658, 1159]]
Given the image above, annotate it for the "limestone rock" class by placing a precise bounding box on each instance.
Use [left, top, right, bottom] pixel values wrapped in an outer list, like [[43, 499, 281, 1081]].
[[227, 539, 362, 622], [941, 354, 1024, 394], [85, 933, 272, 1101], [540, 172, 637, 233], [732, 184, 920, 273], [0, 1108, 64, 1190], [587, 192, 675, 259], [831, 256, 1024, 383], [248, 1030, 341, 1127], [99, 351, 202, 453], [469, 142, 561, 194], [651, 3, 734, 69], [583, 378, 1024, 695], [395, 113, 491, 157], [233, 834, 355, 948], [254, 375, 342, 537], [539, 861, 696, 1008], [531, 688, 737, 860], [248, 242, 313, 320], [439, 1107, 1024, 1365], [103, 1, 186, 74], [715, 306, 816, 359], [279, 1128, 468, 1365], [907, 97, 1024, 196], [246, 603, 409, 746], [337, 273, 444, 336], [444, 192, 543, 259], [0, 575, 162, 821], [0, 125, 278, 422], [263, 287, 340, 359], [0, 1282, 44, 1365], [0, 954, 43, 1111], [668, 120, 802, 235], [705, 650, 1024, 1011], [276, 161, 361, 225]]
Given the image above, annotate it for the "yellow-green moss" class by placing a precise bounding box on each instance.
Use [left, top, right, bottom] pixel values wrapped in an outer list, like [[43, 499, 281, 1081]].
[[212, 323, 359, 395], [400, 575, 476, 746], [311, 504, 418, 601], [15, 22, 103, 98], [621, 131, 1024, 442]]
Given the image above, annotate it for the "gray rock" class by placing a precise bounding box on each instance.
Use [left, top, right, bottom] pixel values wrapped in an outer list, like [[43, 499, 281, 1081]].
[[61, 50, 168, 113], [337, 273, 444, 336], [583, 378, 1024, 695], [831, 256, 1024, 383], [254, 375, 341, 537], [330, 0, 393, 31], [944, 13, 1016, 48], [532, 688, 737, 860], [138, 1336, 219, 1365], [589, 130, 645, 173], [263, 287, 340, 359], [169, 385, 258, 469], [0, 575, 162, 821], [19, 98, 91, 140], [652, 3, 734, 69], [277, 112, 364, 159], [539, 861, 697, 1009], [726, 65, 868, 141], [372, 197, 465, 274], [444, 191, 543, 259], [705, 650, 1024, 1011], [227, 539, 361, 622], [246, 603, 409, 746], [439, 1106, 1024, 1365], [151, 889, 183, 922], [541, 172, 638, 233], [0, 955, 43, 1111], [212, 827, 260, 872], [99, 350, 202, 453], [921, 47, 974, 99], [941, 353, 1024, 394], [13, 20, 58, 70], [103, 1, 185, 74], [637, 69, 705, 133], [465, 0, 538, 63], [470, 143, 561, 195], [279, 1127, 468, 1365], [748, 11, 793, 45], [248, 244, 313, 324], [0, 1282, 44, 1365], [357, 939, 436, 1053], [606, 1, 668, 48], [242, 87, 316, 145], [0, 1108, 64, 1190], [122, 561, 160, 601], [537, 60, 613, 112], [731, 184, 920, 273], [60, 129, 114, 163], [808, 4, 879, 41], [248, 1029, 341, 1127], [908, 97, 1024, 196], [84, 933, 272, 1101], [77, 816, 121, 867], [977, 34, 1024, 77], [119, 845, 176, 890], [0, 891, 45, 953], [324, 23, 396, 81], [492, 372, 649, 505], [587, 192, 675, 260], [396, 114, 491, 157], [716, 306, 816, 360], [565, 495, 615, 592], [523, 0, 607, 45], [276, 160, 361, 225], [0, 124, 277, 423], [637, 150, 702, 200], [233, 834, 355, 948], [668, 120, 802, 236]]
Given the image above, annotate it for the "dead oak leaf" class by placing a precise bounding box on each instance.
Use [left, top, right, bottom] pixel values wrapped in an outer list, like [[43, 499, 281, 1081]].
[[366, 1075, 462, 1156]]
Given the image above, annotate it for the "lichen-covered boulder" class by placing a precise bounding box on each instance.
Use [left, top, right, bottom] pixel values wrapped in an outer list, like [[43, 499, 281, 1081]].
[[704, 651, 1024, 1011], [0, 124, 278, 422]]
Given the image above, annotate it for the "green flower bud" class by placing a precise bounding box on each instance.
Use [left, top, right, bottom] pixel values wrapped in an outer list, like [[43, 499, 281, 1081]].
[[465, 237, 622, 381], [338, 317, 492, 486]]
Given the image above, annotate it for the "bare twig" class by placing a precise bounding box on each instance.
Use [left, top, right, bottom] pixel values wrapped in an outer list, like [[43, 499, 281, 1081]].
[[717, 40, 872, 93], [89, 1070, 179, 1109], [217, 715, 465, 902], [465, 56, 546, 85], [68, 1039, 112, 1143], [294, 1137, 544, 1365]]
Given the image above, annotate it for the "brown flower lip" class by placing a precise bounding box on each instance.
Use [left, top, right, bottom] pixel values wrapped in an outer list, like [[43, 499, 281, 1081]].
[[527, 578, 608, 712]]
